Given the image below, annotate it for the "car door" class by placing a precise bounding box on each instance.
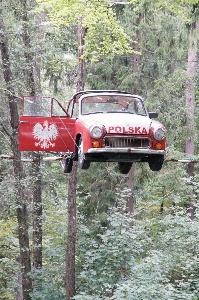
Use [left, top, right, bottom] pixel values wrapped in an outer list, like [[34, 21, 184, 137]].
[[19, 96, 76, 152]]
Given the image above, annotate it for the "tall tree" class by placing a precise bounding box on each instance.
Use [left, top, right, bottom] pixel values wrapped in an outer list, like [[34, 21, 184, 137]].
[[66, 19, 86, 300], [19, 0, 43, 269], [127, 10, 142, 215], [0, 3, 32, 299], [32, 154, 42, 269], [185, 18, 199, 220]]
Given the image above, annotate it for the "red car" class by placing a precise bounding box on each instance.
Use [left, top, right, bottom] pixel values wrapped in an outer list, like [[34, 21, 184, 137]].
[[19, 90, 166, 174]]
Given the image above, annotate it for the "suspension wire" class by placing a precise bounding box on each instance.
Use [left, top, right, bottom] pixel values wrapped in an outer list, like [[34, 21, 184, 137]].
[[50, 97, 79, 151], [0, 154, 62, 162], [1, 154, 199, 164]]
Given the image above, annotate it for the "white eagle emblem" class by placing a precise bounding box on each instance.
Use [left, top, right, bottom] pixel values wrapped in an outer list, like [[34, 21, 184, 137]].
[[33, 121, 58, 149]]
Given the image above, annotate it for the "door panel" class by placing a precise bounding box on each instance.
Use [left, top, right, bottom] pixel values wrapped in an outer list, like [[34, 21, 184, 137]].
[[19, 96, 76, 152], [19, 116, 76, 152]]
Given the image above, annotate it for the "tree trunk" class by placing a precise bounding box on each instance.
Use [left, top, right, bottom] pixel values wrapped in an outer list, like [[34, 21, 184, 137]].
[[20, 0, 43, 269], [32, 154, 42, 269], [185, 20, 199, 220], [66, 19, 86, 300], [21, 0, 36, 96], [126, 13, 142, 214], [132, 12, 142, 95], [126, 163, 136, 215], [16, 262, 23, 300], [66, 162, 77, 300], [76, 18, 86, 92], [0, 7, 32, 299]]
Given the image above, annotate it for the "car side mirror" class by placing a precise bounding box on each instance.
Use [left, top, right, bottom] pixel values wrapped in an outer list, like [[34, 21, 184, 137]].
[[149, 112, 158, 119]]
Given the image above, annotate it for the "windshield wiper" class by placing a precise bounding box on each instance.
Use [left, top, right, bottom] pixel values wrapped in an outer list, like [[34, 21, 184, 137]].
[[82, 111, 105, 115], [105, 111, 135, 114]]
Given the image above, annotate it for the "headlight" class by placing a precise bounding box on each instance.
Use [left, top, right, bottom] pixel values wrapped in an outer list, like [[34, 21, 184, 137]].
[[153, 128, 166, 141], [90, 126, 103, 138]]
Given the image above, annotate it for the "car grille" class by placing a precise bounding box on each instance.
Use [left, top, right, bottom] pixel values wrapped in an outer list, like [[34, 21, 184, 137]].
[[104, 136, 150, 148]]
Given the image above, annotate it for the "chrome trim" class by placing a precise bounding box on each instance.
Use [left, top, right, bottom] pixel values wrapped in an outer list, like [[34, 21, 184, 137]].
[[87, 148, 165, 155], [103, 136, 150, 148]]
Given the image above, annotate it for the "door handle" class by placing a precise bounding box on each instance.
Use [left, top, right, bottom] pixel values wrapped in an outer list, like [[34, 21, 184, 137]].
[[20, 121, 30, 124]]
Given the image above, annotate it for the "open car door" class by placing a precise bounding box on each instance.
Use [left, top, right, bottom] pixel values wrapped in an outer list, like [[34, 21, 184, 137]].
[[19, 96, 76, 153]]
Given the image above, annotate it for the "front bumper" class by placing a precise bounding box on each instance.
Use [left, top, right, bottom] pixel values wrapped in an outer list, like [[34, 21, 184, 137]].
[[87, 147, 165, 155]]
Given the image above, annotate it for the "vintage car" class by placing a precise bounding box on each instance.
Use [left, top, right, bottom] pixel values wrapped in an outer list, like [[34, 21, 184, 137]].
[[19, 90, 166, 174]]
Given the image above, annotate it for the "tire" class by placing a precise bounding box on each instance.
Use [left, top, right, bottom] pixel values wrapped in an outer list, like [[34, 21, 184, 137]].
[[148, 155, 164, 171], [118, 162, 132, 174], [61, 157, 73, 173], [78, 138, 90, 170]]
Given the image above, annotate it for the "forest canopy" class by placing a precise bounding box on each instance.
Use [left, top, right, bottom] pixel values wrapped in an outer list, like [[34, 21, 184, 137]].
[[1, 0, 199, 299]]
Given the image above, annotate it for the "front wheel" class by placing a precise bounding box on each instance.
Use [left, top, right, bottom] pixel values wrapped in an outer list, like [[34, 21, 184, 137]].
[[118, 162, 132, 174], [78, 138, 90, 170], [148, 155, 164, 171]]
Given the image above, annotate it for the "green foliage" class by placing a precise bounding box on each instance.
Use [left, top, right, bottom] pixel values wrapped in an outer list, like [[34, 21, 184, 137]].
[[41, 24, 78, 94], [0, 219, 19, 300], [77, 162, 125, 219], [36, 0, 135, 61], [75, 205, 199, 299], [76, 201, 148, 297], [87, 58, 121, 90], [30, 267, 65, 300], [87, 3, 192, 153], [111, 209, 199, 300], [2, 0, 199, 299], [30, 163, 68, 299], [0, 157, 68, 299], [137, 163, 188, 210]]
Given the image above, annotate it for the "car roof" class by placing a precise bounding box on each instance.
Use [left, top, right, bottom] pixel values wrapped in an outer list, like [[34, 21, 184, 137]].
[[71, 90, 144, 102]]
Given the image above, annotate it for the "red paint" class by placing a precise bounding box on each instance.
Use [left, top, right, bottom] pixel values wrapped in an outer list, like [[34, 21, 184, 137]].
[[19, 94, 166, 156]]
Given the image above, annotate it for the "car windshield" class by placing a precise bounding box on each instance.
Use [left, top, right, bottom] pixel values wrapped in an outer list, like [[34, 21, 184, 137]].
[[81, 95, 146, 116]]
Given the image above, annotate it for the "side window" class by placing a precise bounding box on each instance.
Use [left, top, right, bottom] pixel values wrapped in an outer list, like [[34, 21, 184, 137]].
[[23, 96, 51, 116], [52, 100, 67, 116], [67, 100, 74, 117], [128, 101, 135, 113], [134, 99, 146, 115], [72, 103, 79, 118]]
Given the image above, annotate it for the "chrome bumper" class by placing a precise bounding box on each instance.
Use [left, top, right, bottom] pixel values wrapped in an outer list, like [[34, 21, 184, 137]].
[[87, 147, 165, 155]]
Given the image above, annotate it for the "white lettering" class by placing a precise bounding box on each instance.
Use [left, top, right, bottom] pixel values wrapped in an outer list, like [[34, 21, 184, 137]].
[[108, 126, 148, 134]]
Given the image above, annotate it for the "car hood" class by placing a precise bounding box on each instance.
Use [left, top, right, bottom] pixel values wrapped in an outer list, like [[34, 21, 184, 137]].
[[80, 113, 152, 134]]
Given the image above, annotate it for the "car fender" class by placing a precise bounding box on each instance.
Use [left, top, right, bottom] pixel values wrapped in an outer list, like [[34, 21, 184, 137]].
[[75, 119, 105, 153]]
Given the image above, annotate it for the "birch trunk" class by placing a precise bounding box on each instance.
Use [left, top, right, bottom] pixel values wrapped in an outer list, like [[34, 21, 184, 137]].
[[126, 13, 142, 214], [66, 19, 86, 300], [0, 7, 32, 299], [20, 0, 43, 269], [185, 21, 199, 220]]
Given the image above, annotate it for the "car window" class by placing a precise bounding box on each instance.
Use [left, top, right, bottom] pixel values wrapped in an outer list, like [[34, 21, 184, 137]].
[[134, 99, 145, 115], [23, 96, 51, 116], [67, 100, 74, 117], [72, 103, 79, 118], [81, 95, 146, 115], [52, 99, 67, 116]]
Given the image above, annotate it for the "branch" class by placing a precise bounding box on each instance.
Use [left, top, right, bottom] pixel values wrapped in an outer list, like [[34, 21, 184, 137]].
[[0, 88, 22, 100], [0, 121, 11, 138], [165, 158, 199, 163], [0, 154, 62, 162], [111, 1, 131, 4], [1, 155, 199, 164], [106, 1, 131, 5]]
